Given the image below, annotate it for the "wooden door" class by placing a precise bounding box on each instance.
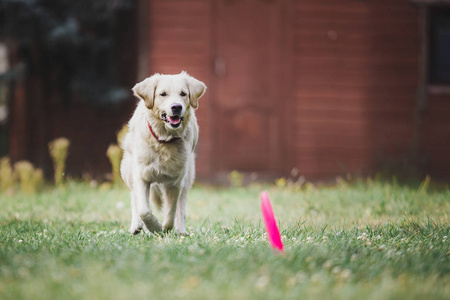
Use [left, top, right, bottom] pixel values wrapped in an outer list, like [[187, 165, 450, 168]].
[[212, 0, 287, 174]]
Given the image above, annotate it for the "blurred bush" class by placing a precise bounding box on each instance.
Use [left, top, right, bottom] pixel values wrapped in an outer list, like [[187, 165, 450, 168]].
[[106, 124, 128, 185], [49, 137, 70, 186], [14, 160, 44, 194], [228, 170, 244, 187], [0, 157, 14, 194], [117, 124, 128, 147], [107, 144, 122, 185]]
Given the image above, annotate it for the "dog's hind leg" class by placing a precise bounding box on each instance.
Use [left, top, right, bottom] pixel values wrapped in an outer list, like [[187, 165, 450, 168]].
[[161, 185, 181, 233]]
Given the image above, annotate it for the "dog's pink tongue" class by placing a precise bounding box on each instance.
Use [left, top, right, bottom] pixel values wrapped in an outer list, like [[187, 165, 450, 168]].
[[168, 116, 181, 125]]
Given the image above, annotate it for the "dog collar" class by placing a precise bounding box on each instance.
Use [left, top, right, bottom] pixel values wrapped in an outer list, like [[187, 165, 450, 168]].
[[147, 121, 181, 144]]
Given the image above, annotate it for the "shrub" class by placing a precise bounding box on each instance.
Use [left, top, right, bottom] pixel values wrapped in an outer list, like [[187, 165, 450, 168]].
[[106, 144, 122, 185], [14, 161, 44, 194], [275, 177, 287, 188], [117, 124, 128, 146], [106, 124, 128, 185], [48, 137, 70, 185], [0, 157, 14, 194], [228, 170, 244, 187]]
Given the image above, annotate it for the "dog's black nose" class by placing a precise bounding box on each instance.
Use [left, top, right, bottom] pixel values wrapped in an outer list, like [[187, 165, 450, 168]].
[[171, 103, 183, 115]]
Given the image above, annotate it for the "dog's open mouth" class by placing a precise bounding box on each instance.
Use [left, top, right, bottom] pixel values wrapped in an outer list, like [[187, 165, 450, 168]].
[[161, 113, 184, 128]]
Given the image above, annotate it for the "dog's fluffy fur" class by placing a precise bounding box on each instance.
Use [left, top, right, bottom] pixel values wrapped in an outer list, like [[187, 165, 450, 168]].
[[120, 72, 206, 235]]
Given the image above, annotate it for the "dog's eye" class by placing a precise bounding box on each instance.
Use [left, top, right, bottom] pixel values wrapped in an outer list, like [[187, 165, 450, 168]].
[[180, 91, 187, 97], [160, 92, 167, 97]]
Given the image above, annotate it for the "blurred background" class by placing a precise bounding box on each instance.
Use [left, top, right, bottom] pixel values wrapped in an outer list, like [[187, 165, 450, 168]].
[[0, 0, 449, 183]]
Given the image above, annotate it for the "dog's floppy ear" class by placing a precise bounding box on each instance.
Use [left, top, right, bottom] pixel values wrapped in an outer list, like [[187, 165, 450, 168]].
[[132, 73, 161, 109], [183, 71, 206, 109]]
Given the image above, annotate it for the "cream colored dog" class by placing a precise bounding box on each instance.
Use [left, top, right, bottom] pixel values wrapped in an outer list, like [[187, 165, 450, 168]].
[[120, 72, 206, 235]]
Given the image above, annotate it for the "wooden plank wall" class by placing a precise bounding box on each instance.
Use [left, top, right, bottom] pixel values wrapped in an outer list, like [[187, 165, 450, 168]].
[[146, 0, 212, 177], [293, 0, 420, 179], [421, 94, 450, 178], [144, 0, 450, 180], [10, 0, 450, 180]]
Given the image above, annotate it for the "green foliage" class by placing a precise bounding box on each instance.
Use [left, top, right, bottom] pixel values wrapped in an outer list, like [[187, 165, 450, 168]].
[[0, 181, 448, 299], [0, 0, 135, 105], [48, 137, 70, 186]]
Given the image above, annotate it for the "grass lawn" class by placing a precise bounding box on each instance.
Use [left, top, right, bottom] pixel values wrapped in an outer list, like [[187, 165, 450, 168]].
[[0, 179, 449, 299]]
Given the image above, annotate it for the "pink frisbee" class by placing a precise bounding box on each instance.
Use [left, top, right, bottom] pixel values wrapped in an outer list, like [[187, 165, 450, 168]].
[[260, 191, 284, 253]]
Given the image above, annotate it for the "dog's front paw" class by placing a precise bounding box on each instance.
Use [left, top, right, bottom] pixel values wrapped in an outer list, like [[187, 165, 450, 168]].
[[177, 230, 190, 237], [129, 226, 142, 235], [129, 219, 144, 235], [173, 227, 189, 236], [140, 212, 163, 233]]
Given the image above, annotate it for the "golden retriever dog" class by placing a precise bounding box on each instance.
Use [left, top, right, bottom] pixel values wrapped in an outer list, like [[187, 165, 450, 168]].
[[120, 72, 206, 235]]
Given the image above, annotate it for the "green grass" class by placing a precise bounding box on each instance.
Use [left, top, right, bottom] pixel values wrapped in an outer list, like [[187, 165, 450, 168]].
[[0, 179, 449, 299]]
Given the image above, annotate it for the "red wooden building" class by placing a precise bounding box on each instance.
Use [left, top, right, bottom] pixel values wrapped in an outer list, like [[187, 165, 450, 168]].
[[6, 0, 450, 181]]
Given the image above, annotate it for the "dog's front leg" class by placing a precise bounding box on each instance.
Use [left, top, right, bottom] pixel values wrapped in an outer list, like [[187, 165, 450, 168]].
[[133, 176, 162, 233], [174, 188, 188, 235], [129, 190, 144, 234], [161, 184, 181, 232]]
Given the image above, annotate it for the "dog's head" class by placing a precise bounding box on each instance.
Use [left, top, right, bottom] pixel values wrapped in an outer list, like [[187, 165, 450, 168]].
[[132, 71, 206, 131]]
